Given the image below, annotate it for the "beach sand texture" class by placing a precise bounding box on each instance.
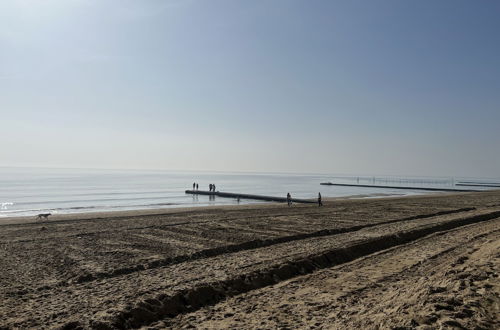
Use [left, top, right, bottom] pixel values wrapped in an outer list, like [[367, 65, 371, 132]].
[[1, 191, 499, 329]]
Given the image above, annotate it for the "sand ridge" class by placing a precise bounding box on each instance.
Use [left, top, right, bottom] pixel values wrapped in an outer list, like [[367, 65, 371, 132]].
[[163, 219, 499, 329]]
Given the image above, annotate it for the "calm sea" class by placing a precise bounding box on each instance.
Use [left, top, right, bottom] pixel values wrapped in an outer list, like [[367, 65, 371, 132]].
[[0, 167, 495, 218]]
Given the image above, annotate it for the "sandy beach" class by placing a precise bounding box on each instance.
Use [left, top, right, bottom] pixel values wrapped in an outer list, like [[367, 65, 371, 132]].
[[1, 191, 499, 329]]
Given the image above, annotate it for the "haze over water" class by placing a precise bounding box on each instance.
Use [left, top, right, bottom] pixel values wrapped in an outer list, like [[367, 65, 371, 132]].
[[1, 167, 496, 218]]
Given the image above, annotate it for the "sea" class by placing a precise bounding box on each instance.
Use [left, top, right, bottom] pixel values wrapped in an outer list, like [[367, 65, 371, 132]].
[[0, 167, 497, 218]]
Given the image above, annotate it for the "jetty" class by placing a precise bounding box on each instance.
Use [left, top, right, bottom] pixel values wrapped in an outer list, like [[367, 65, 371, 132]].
[[456, 183, 500, 188], [185, 190, 316, 204], [457, 181, 500, 185], [319, 182, 480, 192]]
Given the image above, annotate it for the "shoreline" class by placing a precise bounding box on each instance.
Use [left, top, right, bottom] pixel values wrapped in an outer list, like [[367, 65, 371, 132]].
[[0, 190, 487, 226], [0, 191, 415, 221]]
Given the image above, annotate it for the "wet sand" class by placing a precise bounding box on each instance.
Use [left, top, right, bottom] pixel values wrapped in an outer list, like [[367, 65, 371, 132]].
[[1, 191, 499, 329]]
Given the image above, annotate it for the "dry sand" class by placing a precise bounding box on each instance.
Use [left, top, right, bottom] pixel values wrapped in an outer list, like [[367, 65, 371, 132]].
[[0, 191, 499, 329]]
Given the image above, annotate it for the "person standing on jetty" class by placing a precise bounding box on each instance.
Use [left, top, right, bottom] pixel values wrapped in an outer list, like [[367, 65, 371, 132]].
[[209, 184, 212, 192], [318, 192, 323, 207], [193, 182, 196, 190], [287, 193, 292, 206], [196, 183, 199, 190], [213, 184, 216, 192]]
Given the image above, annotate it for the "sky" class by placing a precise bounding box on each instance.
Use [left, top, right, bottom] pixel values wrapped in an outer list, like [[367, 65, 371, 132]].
[[1, 0, 499, 177]]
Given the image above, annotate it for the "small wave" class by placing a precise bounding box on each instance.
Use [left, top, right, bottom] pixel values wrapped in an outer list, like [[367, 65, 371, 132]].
[[143, 202, 178, 206], [1, 202, 14, 210], [0, 201, 181, 218], [0, 207, 48, 214], [0, 190, 179, 199], [10, 195, 182, 206]]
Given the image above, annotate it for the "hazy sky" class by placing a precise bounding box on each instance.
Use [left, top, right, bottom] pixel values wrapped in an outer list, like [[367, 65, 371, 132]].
[[1, 0, 499, 177]]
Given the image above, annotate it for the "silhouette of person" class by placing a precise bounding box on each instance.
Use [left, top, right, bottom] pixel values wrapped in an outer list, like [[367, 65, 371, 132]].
[[209, 184, 213, 192], [318, 192, 323, 207], [287, 193, 292, 207], [213, 184, 216, 192], [196, 183, 199, 190], [193, 182, 195, 190]]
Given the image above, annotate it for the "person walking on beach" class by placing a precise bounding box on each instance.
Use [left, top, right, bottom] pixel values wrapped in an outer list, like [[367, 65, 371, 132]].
[[287, 193, 292, 207], [318, 192, 323, 207]]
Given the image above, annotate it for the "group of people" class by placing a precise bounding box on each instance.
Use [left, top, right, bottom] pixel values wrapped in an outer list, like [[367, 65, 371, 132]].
[[191, 182, 217, 192], [286, 192, 322, 207]]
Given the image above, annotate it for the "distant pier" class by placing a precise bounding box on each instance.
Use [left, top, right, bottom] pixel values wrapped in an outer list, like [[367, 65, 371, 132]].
[[319, 182, 480, 192], [457, 181, 500, 185], [185, 190, 316, 204], [456, 183, 500, 188]]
